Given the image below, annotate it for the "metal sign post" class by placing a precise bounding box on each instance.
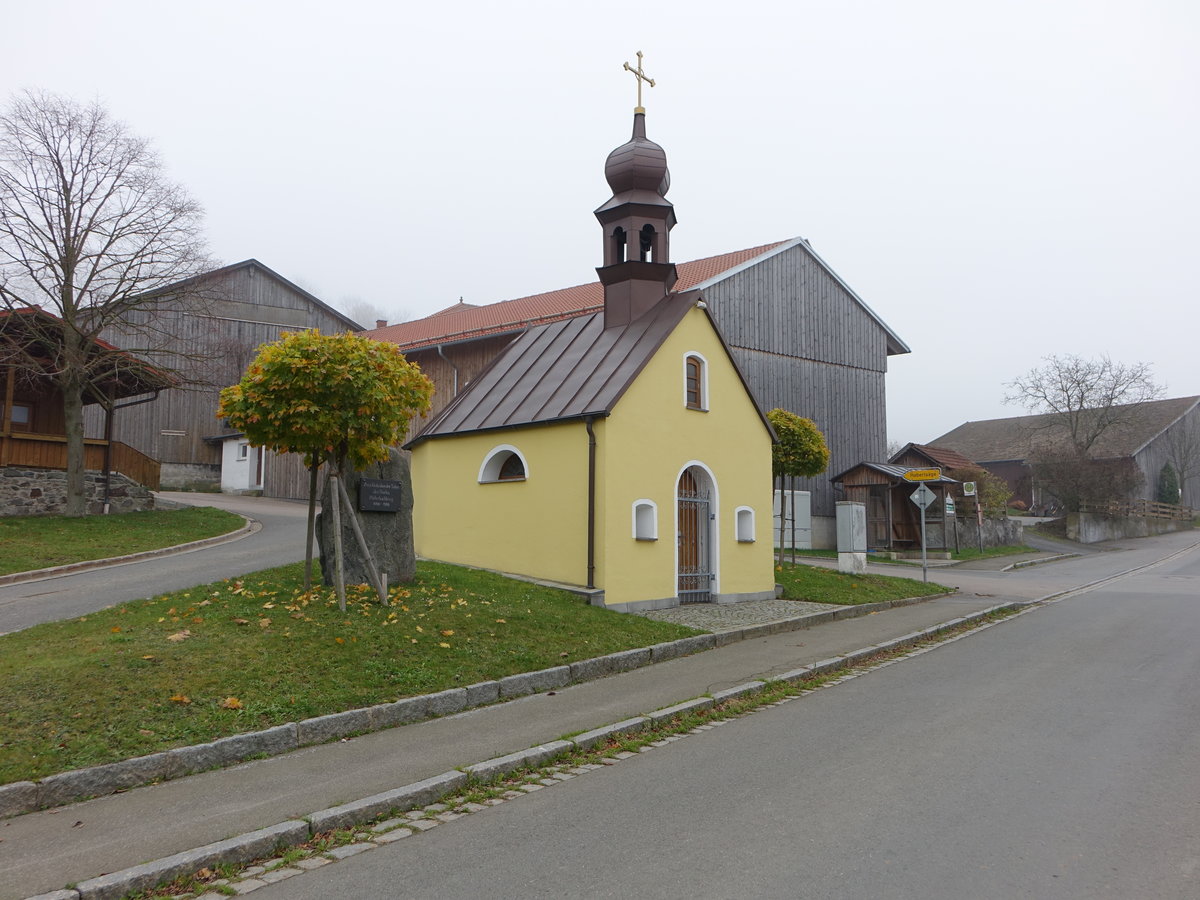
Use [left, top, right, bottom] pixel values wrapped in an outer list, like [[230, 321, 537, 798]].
[[910, 482, 936, 582]]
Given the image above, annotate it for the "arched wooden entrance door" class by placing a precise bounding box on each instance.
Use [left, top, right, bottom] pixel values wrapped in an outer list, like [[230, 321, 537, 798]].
[[677, 467, 713, 604]]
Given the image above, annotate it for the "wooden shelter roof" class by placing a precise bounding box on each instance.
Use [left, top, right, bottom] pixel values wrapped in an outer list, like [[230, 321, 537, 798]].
[[889, 442, 977, 470], [0, 307, 173, 402]]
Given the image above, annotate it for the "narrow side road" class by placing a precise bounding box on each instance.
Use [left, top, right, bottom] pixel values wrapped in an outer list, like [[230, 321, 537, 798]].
[[0, 493, 311, 633]]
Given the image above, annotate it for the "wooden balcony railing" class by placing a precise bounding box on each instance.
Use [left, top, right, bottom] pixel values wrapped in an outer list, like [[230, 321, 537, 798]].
[[0, 432, 160, 490]]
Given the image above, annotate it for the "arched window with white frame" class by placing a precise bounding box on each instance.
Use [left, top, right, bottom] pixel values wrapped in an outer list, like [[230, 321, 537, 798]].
[[478, 445, 529, 483]]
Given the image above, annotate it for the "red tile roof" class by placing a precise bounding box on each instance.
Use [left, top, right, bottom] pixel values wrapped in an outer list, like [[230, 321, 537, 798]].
[[367, 241, 787, 351]]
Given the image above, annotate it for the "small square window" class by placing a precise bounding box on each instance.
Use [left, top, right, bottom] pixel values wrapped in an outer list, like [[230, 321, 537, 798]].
[[9, 403, 31, 426], [237, 443, 249, 460]]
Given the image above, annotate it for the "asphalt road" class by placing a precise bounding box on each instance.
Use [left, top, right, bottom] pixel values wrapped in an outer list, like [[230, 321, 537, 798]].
[[0, 492, 312, 633], [255, 538, 1200, 899]]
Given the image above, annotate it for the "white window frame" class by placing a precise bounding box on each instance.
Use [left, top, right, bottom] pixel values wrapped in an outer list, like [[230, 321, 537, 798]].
[[478, 444, 529, 483], [735, 506, 756, 543], [682, 351, 709, 411], [632, 499, 658, 541]]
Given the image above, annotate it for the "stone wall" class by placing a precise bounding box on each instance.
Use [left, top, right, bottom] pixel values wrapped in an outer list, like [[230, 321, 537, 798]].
[[0, 467, 156, 517], [159, 462, 221, 492], [1067, 511, 1194, 544], [949, 515, 1024, 550]]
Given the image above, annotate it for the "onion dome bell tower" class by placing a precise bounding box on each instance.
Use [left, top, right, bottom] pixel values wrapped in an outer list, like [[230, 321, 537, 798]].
[[595, 52, 678, 328]]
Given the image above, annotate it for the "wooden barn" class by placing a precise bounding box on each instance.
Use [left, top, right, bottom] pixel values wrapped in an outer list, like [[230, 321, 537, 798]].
[[930, 396, 1200, 512], [87, 260, 362, 498], [368, 231, 908, 547]]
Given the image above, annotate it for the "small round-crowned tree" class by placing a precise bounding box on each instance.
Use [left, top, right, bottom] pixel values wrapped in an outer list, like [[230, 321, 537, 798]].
[[218, 330, 433, 602], [767, 409, 830, 561]]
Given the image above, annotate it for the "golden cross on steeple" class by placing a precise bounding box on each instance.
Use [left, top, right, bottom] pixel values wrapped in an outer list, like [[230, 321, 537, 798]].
[[623, 51, 655, 114]]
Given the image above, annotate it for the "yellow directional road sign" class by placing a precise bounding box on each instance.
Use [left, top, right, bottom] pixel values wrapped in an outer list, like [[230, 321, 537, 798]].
[[903, 468, 942, 482]]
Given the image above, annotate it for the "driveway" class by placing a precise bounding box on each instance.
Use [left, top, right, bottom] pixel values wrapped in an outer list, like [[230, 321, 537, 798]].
[[0, 492, 315, 634]]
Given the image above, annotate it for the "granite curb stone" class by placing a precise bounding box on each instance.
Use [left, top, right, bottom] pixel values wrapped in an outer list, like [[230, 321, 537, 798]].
[[306, 771, 467, 833], [710, 681, 766, 703], [37, 752, 184, 809], [0, 781, 39, 819], [570, 716, 650, 750], [296, 709, 372, 746], [498, 666, 571, 699], [23, 892, 78, 900], [425, 687, 469, 716], [170, 724, 298, 775], [464, 740, 574, 782], [647, 697, 714, 725], [73, 820, 308, 900], [367, 696, 429, 730]]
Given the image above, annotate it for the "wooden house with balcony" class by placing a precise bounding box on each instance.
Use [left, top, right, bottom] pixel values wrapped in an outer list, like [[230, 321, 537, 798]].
[[1, 308, 167, 515]]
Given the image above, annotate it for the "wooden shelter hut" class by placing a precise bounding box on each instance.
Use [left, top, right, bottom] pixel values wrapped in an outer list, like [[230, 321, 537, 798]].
[[1, 308, 170, 508], [830, 462, 959, 554]]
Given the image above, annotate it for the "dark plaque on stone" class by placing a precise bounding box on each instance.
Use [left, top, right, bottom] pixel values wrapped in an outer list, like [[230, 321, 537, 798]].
[[359, 478, 403, 512]]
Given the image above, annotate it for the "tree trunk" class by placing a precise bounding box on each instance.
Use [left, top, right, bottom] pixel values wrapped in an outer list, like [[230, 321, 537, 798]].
[[304, 460, 318, 591], [329, 469, 347, 612], [776, 475, 784, 567], [60, 376, 88, 517]]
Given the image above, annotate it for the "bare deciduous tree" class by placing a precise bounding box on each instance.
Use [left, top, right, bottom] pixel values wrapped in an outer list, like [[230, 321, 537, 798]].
[[1005, 354, 1164, 455], [0, 90, 211, 515], [1005, 354, 1164, 511]]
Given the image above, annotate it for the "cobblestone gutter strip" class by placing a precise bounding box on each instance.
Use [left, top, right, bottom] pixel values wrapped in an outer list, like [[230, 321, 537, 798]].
[[27, 600, 1024, 900], [0, 517, 257, 587], [1, 594, 950, 819]]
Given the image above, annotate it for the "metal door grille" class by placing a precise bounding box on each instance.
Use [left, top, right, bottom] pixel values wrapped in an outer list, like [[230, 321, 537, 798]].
[[677, 470, 713, 604]]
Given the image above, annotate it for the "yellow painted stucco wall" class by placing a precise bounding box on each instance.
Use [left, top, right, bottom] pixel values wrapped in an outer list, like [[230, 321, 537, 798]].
[[410, 422, 591, 587], [409, 305, 775, 608], [598, 306, 775, 607]]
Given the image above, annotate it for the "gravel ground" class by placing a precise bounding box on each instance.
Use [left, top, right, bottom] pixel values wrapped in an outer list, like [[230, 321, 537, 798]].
[[634, 598, 840, 632]]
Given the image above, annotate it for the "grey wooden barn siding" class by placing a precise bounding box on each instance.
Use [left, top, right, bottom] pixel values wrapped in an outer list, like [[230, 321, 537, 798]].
[[88, 266, 355, 473], [700, 243, 889, 371], [1134, 406, 1200, 508], [700, 244, 891, 516]]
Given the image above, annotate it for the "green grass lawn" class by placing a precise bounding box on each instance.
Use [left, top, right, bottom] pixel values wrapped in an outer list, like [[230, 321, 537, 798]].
[[775, 561, 949, 605], [0, 507, 244, 576], [0, 561, 698, 784]]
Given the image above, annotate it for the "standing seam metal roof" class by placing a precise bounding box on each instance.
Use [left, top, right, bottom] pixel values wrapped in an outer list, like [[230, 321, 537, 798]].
[[407, 294, 704, 445]]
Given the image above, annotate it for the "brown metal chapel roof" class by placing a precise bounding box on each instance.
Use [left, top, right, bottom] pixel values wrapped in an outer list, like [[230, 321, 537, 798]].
[[929, 396, 1200, 463], [406, 291, 775, 446], [407, 294, 695, 445], [369, 242, 786, 352]]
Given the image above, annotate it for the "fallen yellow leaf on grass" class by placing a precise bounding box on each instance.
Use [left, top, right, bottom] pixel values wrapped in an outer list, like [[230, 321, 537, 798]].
[[438, 642, 451, 648], [233, 618, 249, 625], [142, 655, 155, 660], [441, 629, 454, 636], [258, 618, 271, 628], [169, 694, 191, 704], [218, 697, 243, 709], [111, 627, 121, 633], [166, 630, 192, 643]]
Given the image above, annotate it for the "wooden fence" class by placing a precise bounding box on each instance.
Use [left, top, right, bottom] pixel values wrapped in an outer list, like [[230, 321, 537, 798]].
[[0, 433, 161, 490], [1079, 499, 1194, 521]]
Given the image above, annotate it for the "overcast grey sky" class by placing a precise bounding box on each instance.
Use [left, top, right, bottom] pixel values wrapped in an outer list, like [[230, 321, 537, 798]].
[[5, 0, 1197, 445]]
